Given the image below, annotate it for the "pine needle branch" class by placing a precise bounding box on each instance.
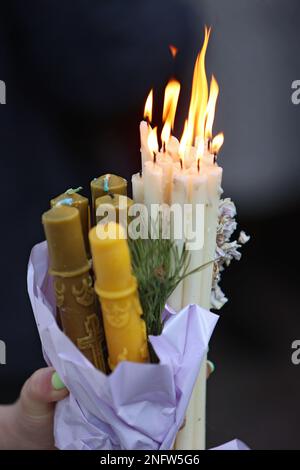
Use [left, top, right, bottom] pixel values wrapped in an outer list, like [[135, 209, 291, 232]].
[[129, 233, 214, 344]]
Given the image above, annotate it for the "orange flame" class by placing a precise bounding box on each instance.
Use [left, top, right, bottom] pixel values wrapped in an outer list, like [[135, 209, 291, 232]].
[[147, 126, 159, 157], [205, 75, 219, 140], [186, 26, 211, 146], [178, 120, 188, 163], [211, 132, 224, 154], [196, 137, 205, 161], [169, 45, 178, 58], [144, 89, 153, 123], [161, 79, 181, 147], [142, 26, 223, 166]]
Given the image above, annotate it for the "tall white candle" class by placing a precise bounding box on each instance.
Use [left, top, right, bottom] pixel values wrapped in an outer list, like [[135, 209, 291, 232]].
[[200, 164, 222, 308], [175, 166, 208, 451], [167, 170, 189, 312], [156, 152, 174, 205], [143, 160, 163, 206], [140, 121, 153, 168], [166, 135, 180, 161], [182, 169, 207, 306], [131, 172, 144, 203]]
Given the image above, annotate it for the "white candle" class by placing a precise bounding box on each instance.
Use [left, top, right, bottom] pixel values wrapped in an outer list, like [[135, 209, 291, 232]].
[[131, 172, 144, 203], [140, 121, 153, 168], [135, 119, 223, 452], [200, 164, 222, 308], [175, 154, 222, 451], [166, 135, 180, 162], [156, 152, 174, 205], [143, 159, 163, 212], [174, 167, 207, 451], [167, 169, 189, 312], [182, 169, 207, 306], [183, 145, 197, 169]]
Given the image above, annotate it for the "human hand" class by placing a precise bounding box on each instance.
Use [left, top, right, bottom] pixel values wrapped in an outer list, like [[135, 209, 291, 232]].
[[0, 367, 68, 449]]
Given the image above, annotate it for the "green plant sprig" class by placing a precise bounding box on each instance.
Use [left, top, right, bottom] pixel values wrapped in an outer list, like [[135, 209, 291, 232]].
[[129, 234, 214, 343]]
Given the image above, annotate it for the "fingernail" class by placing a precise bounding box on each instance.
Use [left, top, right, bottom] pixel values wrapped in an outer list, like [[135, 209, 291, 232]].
[[51, 372, 65, 390], [207, 360, 215, 374]]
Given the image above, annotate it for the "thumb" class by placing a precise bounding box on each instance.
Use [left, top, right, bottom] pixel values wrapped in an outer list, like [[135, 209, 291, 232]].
[[20, 367, 68, 418]]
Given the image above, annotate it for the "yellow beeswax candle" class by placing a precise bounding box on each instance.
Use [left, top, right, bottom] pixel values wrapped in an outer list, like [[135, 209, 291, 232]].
[[50, 188, 91, 258], [42, 205, 106, 371], [90, 174, 127, 222], [89, 222, 149, 370], [95, 193, 133, 226]]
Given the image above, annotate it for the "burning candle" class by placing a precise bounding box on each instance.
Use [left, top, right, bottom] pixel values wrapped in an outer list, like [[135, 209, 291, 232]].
[[182, 169, 208, 307], [167, 168, 189, 312], [42, 205, 106, 372], [143, 160, 163, 212], [131, 172, 144, 203], [89, 222, 149, 370], [51, 188, 90, 258], [140, 89, 153, 168], [166, 135, 180, 161], [143, 126, 163, 214], [132, 25, 225, 450], [156, 152, 174, 205]]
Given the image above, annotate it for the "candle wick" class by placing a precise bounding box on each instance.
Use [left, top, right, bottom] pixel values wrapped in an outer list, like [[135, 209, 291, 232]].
[[213, 153, 217, 164], [56, 197, 73, 207], [145, 116, 150, 126], [66, 186, 83, 195], [103, 175, 110, 192], [180, 158, 183, 170], [162, 142, 166, 153], [197, 158, 200, 173], [208, 138, 212, 153], [153, 152, 157, 164]]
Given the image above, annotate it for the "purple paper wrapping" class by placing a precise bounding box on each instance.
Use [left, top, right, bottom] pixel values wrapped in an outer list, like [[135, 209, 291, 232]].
[[27, 241, 219, 450], [211, 439, 250, 450]]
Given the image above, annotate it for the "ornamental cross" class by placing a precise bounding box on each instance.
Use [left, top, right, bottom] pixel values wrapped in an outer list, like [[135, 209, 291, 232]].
[[77, 314, 105, 371]]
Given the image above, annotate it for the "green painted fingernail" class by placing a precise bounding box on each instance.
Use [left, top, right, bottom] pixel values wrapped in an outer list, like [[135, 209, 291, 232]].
[[51, 372, 65, 390], [207, 360, 215, 373]]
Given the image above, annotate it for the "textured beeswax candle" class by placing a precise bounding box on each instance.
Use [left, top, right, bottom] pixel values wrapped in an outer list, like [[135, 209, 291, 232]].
[[42, 205, 106, 371], [89, 222, 149, 371]]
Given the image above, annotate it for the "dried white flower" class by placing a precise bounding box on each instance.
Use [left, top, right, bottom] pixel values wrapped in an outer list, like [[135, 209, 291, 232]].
[[211, 198, 250, 310], [238, 230, 250, 244], [211, 283, 228, 310]]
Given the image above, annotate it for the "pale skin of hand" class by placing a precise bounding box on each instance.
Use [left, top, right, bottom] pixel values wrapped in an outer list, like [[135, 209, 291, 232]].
[[0, 362, 214, 449], [0, 367, 68, 450]]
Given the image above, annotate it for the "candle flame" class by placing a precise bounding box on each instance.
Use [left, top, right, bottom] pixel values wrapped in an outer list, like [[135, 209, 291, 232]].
[[205, 75, 219, 140], [186, 26, 211, 146], [144, 89, 153, 123], [211, 132, 224, 154], [147, 126, 159, 157], [141, 26, 224, 165], [169, 44, 178, 58], [178, 119, 188, 163], [161, 79, 181, 147], [196, 137, 205, 160]]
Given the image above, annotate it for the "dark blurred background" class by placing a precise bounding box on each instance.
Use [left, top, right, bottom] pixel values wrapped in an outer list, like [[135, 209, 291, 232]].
[[0, 0, 299, 450]]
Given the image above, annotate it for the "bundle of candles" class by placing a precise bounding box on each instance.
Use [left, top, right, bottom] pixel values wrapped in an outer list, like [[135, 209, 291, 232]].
[[29, 27, 248, 450], [132, 26, 224, 450], [43, 176, 148, 375]]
